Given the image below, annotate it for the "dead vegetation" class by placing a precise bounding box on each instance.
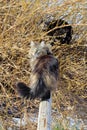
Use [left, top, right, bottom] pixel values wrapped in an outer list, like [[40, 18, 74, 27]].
[[0, 0, 87, 129]]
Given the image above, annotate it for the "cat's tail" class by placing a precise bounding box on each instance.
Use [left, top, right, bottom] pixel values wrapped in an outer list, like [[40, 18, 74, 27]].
[[16, 82, 32, 99], [16, 79, 50, 100]]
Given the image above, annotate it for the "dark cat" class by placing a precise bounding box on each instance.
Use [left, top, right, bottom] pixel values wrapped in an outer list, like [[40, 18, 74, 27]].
[[40, 18, 73, 45]]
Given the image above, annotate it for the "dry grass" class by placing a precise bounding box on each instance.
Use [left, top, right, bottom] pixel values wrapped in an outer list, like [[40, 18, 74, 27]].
[[0, 0, 87, 129]]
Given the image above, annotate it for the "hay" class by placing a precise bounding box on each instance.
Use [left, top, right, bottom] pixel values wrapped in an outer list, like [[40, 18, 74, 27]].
[[0, 0, 87, 129]]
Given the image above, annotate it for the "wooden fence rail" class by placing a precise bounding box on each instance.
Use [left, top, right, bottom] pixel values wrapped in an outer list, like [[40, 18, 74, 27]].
[[37, 98, 52, 130]]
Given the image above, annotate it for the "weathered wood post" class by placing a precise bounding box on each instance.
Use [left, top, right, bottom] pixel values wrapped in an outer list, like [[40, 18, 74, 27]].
[[37, 97, 52, 130]]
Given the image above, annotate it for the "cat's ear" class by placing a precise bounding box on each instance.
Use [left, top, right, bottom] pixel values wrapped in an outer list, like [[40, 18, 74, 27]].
[[30, 41, 35, 47], [40, 41, 45, 47]]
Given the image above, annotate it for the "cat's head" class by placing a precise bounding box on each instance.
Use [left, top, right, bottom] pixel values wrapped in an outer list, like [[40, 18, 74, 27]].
[[29, 41, 52, 59]]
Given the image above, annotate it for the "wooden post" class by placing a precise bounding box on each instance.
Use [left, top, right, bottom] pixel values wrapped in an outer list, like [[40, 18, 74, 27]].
[[37, 98, 52, 130]]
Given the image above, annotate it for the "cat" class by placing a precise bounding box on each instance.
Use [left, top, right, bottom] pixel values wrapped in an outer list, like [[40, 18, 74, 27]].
[[40, 18, 73, 45], [16, 41, 59, 101]]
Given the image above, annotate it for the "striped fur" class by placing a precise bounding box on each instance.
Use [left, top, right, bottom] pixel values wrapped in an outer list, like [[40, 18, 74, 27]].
[[16, 41, 59, 100]]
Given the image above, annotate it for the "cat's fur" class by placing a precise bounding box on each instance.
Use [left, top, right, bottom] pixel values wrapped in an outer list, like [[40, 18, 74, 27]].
[[16, 41, 59, 100], [40, 18, 73, 45]]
